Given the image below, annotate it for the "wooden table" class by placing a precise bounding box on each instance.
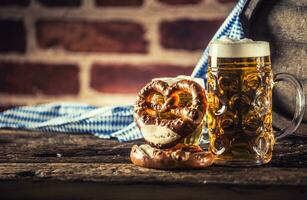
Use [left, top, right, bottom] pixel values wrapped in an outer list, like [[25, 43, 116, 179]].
[[0, 130, 306, 200]]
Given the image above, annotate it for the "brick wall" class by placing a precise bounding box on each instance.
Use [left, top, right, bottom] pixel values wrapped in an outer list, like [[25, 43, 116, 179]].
[[0, 0, 235, 109]]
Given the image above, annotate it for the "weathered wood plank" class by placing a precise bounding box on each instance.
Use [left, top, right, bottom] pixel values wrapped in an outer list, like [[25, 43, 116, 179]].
[[0, 181, 306, 200], [243, 0, 307, 135], [0, 163, 307, 186], [0, 130, 306, 167], [0, 130, 306, 187], [273, 111, 307, 137], [266, 0, 307, 7], [0, 130, 140, 164], [271, 42, 307, 130], [266, 6, 307, 44]]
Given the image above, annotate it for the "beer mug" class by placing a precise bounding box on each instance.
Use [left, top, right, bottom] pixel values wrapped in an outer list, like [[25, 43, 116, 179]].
[[206, 38, 305, 166]]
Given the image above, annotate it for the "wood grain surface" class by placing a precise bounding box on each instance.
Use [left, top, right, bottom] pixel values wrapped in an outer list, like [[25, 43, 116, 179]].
[[0, 129, 306, 199], [0, 130, 306, 184]]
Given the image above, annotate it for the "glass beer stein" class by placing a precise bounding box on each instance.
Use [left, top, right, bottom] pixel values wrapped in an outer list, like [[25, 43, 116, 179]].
[[207, 38, 305, 166]]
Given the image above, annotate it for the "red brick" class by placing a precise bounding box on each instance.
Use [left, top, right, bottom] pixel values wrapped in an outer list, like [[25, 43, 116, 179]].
[[0, 0, 29, 6], [0, 20, 26, 53], [90, 64, 193, 94], [217, 0, 236, 3], [158, 0, 202, 5], [160, 19, 223, 50], [95, 0, 143, 7], [36, 20, 148, 53], [0, 61, 79, 95], [36, 0, 81, 7]]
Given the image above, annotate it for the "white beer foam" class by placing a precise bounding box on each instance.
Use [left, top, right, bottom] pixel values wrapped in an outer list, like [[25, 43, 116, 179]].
[[209, 36, 270, 58]]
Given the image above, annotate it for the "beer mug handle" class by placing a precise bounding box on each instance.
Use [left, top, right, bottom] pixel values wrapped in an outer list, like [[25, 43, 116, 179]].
[[273, 73, 305, 139]]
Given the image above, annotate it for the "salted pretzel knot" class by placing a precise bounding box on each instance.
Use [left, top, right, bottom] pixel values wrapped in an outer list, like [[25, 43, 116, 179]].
[[134, 79, 206, 148]]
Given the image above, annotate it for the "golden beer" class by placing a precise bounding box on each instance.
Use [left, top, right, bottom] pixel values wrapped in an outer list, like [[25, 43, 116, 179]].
[[207, 38, 305, 166], [207, 56, 275, 165], [207, 39, 275, 165]]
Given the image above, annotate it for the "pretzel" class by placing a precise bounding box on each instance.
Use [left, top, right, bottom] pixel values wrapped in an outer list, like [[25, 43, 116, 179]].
[[134, 79, 206, 149], [130, 144, 215, 169]]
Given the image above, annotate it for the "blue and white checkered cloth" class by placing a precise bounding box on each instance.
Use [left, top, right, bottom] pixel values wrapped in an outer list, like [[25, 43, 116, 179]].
[[0, 0, 247, 142]]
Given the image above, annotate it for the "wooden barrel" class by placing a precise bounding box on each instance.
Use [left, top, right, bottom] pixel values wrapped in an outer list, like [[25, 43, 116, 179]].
[[241, 0, 307, 136]]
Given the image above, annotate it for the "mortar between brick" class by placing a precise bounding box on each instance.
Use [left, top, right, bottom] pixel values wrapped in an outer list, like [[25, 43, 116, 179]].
[[0, 0, 235, 106]]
